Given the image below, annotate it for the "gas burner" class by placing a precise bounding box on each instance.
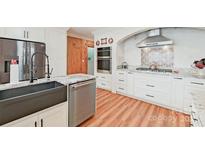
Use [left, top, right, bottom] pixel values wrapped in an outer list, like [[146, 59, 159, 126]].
[[136, 67, 172, 73]]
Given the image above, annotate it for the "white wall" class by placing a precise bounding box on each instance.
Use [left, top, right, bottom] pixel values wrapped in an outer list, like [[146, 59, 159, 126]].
[[121, 28, 205, 68], [45, 28, 68, 77]]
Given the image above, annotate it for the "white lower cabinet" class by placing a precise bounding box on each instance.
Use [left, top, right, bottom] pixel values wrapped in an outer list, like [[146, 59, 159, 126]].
[[96, 73, 112, 91], [38, 102, 68, 127], [183, 79, 205, 113], [126, 72, 135, 96], [3, 102, 68, 127], [171, 77, 185, 111], [5, 116, 39, 127]]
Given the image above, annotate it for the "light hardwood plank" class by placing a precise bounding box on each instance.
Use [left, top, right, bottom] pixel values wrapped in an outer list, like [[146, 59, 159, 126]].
[[80, 89, 190, 127]]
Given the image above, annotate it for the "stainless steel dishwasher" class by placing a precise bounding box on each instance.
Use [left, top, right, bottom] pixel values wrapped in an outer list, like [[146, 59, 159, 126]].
[[68, 79, 96, 127]]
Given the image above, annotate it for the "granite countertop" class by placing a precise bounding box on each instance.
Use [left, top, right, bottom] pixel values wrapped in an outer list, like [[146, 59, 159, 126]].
[[116, 68, 205, 80], [0, 74, 96, 91]]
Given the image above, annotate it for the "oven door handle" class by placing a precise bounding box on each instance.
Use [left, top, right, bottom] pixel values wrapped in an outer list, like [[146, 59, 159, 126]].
[[97, 57, 112, 60]]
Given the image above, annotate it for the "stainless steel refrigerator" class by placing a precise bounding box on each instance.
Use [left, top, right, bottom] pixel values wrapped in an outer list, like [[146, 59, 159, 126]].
[[0, 38, 46, 84]]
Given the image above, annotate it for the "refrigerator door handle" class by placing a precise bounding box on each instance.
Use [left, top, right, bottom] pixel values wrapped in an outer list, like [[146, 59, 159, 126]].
[[27, 31, 29, 39]]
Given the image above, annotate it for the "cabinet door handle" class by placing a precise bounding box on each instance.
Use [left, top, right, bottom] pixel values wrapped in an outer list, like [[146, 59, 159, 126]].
[[119, 87, 124, 90], [24, 31, 26, 38], [27, 31, 29, 38], [191, 82, 204, 85], [174, 77, 182, 80], [41, 119, 43, 127], [35, 121, 37, 127], [146, 94, 154, 98], [146, 84, 155, 87], [119, 79, 124, 82]]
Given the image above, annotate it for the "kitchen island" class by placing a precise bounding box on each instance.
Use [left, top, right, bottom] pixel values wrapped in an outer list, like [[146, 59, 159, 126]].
[[0, 74, 96, 127]]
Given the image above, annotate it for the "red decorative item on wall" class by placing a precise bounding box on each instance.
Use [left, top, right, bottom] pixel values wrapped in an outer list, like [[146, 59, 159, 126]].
[[108, 38, 114, 44]]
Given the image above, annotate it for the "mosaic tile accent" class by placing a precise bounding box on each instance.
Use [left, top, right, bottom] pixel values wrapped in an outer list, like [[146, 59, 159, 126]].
[[141, 45, 174, 68]]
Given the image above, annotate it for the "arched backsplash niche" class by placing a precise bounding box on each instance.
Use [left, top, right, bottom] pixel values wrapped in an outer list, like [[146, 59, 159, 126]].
[[116, 27, 205, 69]]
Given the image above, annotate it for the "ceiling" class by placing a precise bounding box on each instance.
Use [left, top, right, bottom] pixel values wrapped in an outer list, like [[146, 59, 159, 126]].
[[67, 27, 102, 40]]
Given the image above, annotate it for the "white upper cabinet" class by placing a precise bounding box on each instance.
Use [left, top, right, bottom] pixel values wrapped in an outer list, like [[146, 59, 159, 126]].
[[4, 27, 26, 40], [26, 27, 45, 42], [0, 28, 5, 37], [3, 27, 45, 42]]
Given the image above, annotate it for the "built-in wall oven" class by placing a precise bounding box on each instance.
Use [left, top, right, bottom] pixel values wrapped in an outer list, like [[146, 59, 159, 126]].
[[97, 47, 112, 74]]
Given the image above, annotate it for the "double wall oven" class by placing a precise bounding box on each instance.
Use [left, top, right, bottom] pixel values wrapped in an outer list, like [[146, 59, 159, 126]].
[[97, 47, 112, 74]]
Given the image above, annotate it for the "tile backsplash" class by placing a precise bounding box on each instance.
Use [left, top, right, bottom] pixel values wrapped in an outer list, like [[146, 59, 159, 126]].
[[141, 45, 174, 68]]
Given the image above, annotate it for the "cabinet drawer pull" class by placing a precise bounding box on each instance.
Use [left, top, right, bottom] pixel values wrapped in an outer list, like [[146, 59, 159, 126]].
[[118, 87, 124, 90], [193, 118, 198, 122], [41, 119, 43, 127], [118, 79, 124, 82], [35, 121, 37, 127], [146, 84, 155, 87], [101, 77, 105, 79], [101, 83, 106, 86], [146, 94, 154, 98], [174, 77, 182, 80], [190, 82, 204, 85], [118, 73, 124, 75], [128, 72, 133, 74]]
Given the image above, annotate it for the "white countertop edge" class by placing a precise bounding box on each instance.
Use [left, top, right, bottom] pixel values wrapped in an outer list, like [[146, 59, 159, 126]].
[[0, 74, 96, 91]]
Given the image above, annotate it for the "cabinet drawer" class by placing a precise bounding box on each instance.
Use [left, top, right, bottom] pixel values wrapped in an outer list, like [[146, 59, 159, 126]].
[[96, 73, 111, 82], [135, 87, 170, 106], [135, 78, 171, 93], [117, 78, 126, 84], [97, 80, 111, 90], [116, 84, 127, 93], [117, 71, 126, 79], [185, 79, 205, 88]]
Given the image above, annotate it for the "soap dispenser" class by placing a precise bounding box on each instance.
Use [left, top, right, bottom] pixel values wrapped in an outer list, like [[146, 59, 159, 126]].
[[10, 59, 19, 84]]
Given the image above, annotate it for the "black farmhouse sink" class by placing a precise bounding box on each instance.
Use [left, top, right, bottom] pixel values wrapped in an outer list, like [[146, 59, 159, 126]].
[[0, 81, 67, 125]]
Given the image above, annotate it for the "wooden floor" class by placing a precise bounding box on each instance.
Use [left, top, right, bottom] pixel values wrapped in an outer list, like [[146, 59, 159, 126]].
[[80, 88, 190, 127]]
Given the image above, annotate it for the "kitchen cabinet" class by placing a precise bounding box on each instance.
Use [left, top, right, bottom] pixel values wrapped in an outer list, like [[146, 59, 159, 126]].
[[134, 73, 172, 106], [5, 115, 39, 127], [4, 27, 26, 40], [172, 77, 184, 110], [3, 27, 45, 42], [38, 102, 68, 127], [96, 73, 112, 91], [3, 102, 68, 127], [116, 70, 127, 94], [184, 78, 205, 112], [25, 28, 45, 42], [127, 71, 135, 96]]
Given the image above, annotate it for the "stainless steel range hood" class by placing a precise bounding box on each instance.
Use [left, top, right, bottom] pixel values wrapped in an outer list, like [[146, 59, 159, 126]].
[[137, 29, 173, 48]]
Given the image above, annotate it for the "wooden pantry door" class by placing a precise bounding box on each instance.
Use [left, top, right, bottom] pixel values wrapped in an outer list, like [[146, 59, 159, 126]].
[[67, 36, 83, 74], [67, 36, 94, 74], [67, 37, 88, 74]]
